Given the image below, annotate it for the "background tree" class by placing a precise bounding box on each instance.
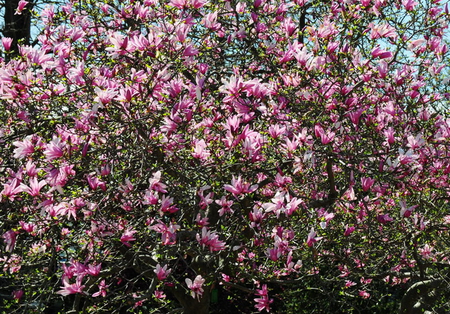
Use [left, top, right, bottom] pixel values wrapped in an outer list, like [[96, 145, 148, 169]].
[[0, 0, 450, 313]]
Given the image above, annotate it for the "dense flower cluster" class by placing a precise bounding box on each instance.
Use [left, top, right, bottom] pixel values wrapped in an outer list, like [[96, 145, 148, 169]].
[[0, 0, 449, 313]]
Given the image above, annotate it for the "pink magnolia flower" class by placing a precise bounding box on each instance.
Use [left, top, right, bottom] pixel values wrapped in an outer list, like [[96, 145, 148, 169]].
[[169, 0, 207, 9], [215, 196, 234, 216], [183, 44, 199, 57], [219, 75, 245, 102], [19, 221, 36, 233], [195, 213, 209, 227], [254, 284, 273, 312], [12, 137, 34, 159], [306, 228, 322, 247], [344, 225, 356, 237], [406, 134, 425, 149], [285, 196, 302, 216], [159, 195, 178, 214], [267, 247, 281, 261], [43, 137, 64, 161], [224, 115, 241, 133], [317, 19, 338, 39], [150, 220, 180, 245], [46, 164, 75, 193], [377, 214, 393, 224], [12, 289, 24, 300], [2, 230, 17, 252], [185, 275, 205, 300], [154, 290, 166, 299], [62, 260, 87, 279], [15, 0, 28, 15], [2, 37, 13, 51], [314, 124, 335, 144], [169, 0, 188, 8], [356, 290, 370, 299], [25, 160, 39, 176], [154, 264, 171, 281], [1, 179, 24, 201], [94, 87, 117, 105], [383, 127, 396, 145], [120, 228, 137, 247], [221, 273, 230, 283], [192, 139, 210, 160], [377, 60, 389, 78], [402, 0, 418, 10], [361, 177, 375, 192], [397, 148, 418, 165], [87, 175, 107, 191], [20, 177, 47, 197], [198, 186, 214, 210], [408, 39, 426, 52], [105, 33, 129, 56], [143, 189, 159, 205], [191, 0, 208, 8], [370, 23, 397, 40], [345, 280, 357, 288], [419, 244, 434, 260], [57, 276, 85, 296], [371, 47, 393, 59], [92, 280, 108, 297], [86, 264, 102, 276], [196, 227, 226, 252], [400, 200, 417, 218], [202, 12, 220, 30], [223, 175, 258, 197], [149, 171, 168, 193]]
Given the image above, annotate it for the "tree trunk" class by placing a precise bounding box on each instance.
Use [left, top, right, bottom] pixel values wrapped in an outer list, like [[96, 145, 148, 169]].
[[3, 0, 32, 59], [171, 285, 211, 314], [399, 278, 445, 314]]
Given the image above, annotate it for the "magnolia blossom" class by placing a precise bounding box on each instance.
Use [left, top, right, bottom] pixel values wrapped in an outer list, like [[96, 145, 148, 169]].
[[306, 228, 323, 247], [150, 220, 180, 245], [154, 264, 171, 281], [196, 227, 226, 252], [344, 225, 356, 237], [15, 0, 28, 15], [377, 214, 393, 224], [0, 0, 449, 312], [12, 137, 34, 159], [120, 228, 137, 247], [185, 275, 205, 300], [2, 230, 17, 252], [400, 200, 417, 218], [2, 37, 13, 51], [223, 175, 258, 197], [20, 177, 47, 197], [92, 280, 108, 297], [1, 179, 23, 201], [359, 290, 370, 299], [169, 0, 208, 9], [43, 137, 64, 161], [361, 177, 375, 192], [12, 289, 24, 300], [402, 0, 418, 10], [314, 124, 335, 144], [371, 46, 393, 59], [254, 284, 273, 312], [154, 290, 166, 299], [192, 139, 210, 160], [149, 171, 168, 193], [57, 276, 85, 296]]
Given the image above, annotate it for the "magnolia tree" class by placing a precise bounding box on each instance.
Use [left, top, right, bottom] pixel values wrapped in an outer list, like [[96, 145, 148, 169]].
[[1, 0, 450, 313]]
